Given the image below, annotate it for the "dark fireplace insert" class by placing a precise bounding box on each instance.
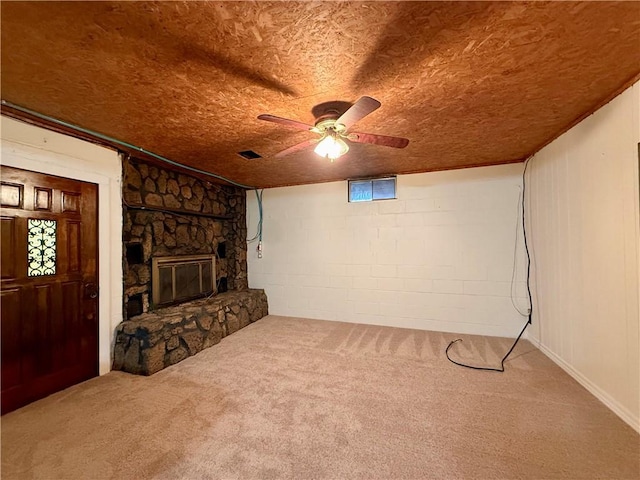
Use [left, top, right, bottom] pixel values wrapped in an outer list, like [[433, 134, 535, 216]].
[[151, 254, 215, 307]]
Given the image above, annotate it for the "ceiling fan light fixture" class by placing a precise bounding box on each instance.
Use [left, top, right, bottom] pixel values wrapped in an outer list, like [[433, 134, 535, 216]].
[[314, 133, 349, 161], [258, 96, 408, 160]]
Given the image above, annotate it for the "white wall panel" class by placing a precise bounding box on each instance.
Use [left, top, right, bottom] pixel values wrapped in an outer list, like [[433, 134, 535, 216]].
[[527, 82, 640, 431]]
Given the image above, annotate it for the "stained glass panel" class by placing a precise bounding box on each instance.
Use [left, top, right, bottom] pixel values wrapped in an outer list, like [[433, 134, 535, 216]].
[[28, 219, 57, 276]]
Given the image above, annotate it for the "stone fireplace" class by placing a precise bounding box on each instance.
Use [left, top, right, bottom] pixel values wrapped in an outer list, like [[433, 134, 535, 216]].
[[122, 156, 248, 317], [116, 157, 268, 375]]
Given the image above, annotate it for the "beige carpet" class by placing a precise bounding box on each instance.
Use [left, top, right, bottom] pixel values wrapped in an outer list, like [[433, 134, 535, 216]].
[[2, 315, 638, 480]]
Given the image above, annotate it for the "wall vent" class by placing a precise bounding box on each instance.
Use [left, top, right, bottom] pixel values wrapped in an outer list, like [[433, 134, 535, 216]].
[[125, 243, 144, 265], [237, 150, 262, 160], [127, 293, 144, 318], [218, 276, 228, 293], [217, 241, 226, 259]]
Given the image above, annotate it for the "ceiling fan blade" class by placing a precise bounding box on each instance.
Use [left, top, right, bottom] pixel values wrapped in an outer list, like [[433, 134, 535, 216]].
[[336, 96, 381, 130], [257, 114, 315, 131], [274, 138, 319, 158], [349, 132, 409, 149]]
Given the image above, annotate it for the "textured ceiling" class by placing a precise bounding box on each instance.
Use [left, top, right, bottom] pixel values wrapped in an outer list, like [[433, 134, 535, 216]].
[[2, 1, 639, 188]]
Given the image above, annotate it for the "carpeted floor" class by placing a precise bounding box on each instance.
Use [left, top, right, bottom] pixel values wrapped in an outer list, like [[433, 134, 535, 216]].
[[1, 315, 638, 480]]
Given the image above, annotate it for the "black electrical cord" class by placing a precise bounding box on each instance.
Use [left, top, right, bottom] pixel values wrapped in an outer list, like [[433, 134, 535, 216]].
[[445, 318, 530, 372], [522, 158, 533, 326], [446, 157, 533, 372]]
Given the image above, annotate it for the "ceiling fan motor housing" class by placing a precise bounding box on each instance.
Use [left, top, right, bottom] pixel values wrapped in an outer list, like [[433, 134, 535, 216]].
[[314, 118, 347, 135]]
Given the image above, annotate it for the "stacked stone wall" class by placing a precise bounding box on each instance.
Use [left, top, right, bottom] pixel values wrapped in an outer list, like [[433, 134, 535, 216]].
[[122, 157, 248, 317]]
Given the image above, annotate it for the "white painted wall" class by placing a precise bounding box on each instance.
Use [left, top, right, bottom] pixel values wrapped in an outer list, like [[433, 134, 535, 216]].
[[526, 82, 640, 431], [247, 163, 529, 337], [1, 116, 123, 375]]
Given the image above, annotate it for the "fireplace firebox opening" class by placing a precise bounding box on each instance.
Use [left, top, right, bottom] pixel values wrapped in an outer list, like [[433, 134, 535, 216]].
[[151, 254, 215, 308]]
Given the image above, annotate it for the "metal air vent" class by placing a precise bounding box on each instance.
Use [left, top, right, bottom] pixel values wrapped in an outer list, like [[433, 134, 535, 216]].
[[237, 150, 262, 160]]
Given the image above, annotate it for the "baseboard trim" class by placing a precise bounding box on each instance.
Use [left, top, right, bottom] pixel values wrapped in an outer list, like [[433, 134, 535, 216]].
[[532, 340, 640, 433]]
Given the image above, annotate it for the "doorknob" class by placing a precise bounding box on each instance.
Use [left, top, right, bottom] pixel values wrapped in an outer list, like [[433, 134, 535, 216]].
[[84, 282, 98, 299]]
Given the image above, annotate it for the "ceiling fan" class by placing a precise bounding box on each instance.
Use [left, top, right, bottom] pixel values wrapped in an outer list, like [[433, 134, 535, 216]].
[[257, 96, 409, 161]]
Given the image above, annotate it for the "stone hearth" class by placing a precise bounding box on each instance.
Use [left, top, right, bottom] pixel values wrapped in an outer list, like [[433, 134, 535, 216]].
[[113, 289, 268, 375]]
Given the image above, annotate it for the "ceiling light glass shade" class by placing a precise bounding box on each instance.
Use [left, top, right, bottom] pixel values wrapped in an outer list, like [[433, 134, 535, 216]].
[[314, 134, 349, 160]]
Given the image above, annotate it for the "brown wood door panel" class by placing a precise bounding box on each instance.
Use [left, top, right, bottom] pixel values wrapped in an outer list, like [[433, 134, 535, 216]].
[[1, 166, 98, 414], [57, 280, 83, 370], [34, 284, 53, 375], [67, 222, 81, 273], [1, 217, 16, 279], [1, 287, 23, 389], [2, 362, 94, 412]]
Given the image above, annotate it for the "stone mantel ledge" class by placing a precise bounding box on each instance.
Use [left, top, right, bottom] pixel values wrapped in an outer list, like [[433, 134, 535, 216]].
[[113, 289, 268, 375]]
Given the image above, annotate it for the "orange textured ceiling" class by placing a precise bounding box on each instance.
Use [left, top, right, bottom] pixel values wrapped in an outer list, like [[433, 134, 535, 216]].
[[2, 1, 639, 188]]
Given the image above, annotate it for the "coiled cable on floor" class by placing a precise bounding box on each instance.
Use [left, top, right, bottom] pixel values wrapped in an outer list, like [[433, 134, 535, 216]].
[[446, 157, 533, 372], [445, 317, 530, 372]]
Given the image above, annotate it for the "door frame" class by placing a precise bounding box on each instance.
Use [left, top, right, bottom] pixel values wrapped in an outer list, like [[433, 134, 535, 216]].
[[1, 116, 122, 375]]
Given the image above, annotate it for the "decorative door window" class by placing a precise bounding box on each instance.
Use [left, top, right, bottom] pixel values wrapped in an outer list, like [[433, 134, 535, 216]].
[[27, 219, 57, 276]]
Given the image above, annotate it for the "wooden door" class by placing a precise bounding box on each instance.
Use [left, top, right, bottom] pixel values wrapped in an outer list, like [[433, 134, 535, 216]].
[[1, 166, 99, 414]]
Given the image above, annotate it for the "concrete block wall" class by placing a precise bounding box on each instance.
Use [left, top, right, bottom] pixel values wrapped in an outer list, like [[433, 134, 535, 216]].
[[247, 163, 529, 337]]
